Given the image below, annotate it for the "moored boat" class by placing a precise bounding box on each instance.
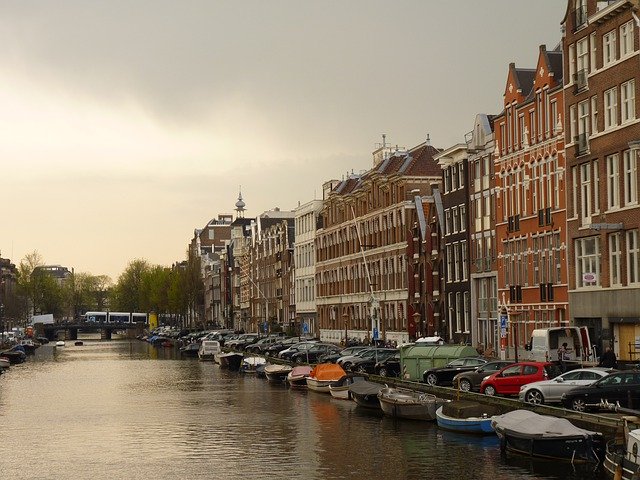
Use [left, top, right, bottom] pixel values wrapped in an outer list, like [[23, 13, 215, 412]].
[[19, 338, 39, 353], [306, 363, 346, 393], [217, 352, 243, 371], [378, 387, 442, 421], [349, 380, 384, 409], [328, 374, 367, 400], [241, 356, 266, 373], [198, 340, 221, 361], [264, 364, 293, 383], [0, 356, 10, 369], [435, 404, 495, 434], [491, 409, 604, 463], [179, 343, 200, 357], [287, 365, 313, 388]]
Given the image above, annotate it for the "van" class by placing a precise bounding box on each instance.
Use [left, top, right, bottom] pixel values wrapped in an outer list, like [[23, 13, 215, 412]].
[[523, 327, 595, 365]]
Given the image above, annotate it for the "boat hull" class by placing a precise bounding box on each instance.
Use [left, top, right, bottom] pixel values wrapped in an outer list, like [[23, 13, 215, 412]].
[[378, 388, 439, 421], [264, 365, 292, 383], [435, 406, 495, 434], [604, 443, 640, 479], [306, 377, 342, 393], [328, 385, 351, 400], [217, 353, 243, 371]]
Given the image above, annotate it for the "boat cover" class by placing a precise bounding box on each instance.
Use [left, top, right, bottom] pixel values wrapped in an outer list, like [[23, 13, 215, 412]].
[[264, 364, 293, 374], [491, 409, 599, 438], [289, 365, 313, 377], [349, 380, 384, 396], [310, 363, 346, 381]]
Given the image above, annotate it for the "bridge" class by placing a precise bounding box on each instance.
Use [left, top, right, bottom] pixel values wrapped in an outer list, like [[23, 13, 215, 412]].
[[34, 321, 146, 341]]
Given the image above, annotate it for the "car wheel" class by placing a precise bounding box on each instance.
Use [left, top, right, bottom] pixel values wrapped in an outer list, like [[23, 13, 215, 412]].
[[343, 362, 351, 370], [356, 365, 367, 374], [426, 373, 438, 386], [295, 356, 304, 364], [525, 389, 544, 405], [571, 398, 586, 412], [379, 367, 388, 377], [484, 385, 496, 396], [459, 379, 472, 392]]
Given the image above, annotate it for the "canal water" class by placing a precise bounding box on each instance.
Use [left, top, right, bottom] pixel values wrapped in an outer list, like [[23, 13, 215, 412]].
[[0, 338, 604, 480]]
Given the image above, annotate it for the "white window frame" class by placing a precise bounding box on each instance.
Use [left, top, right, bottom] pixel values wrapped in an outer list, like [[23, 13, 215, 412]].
[[604, 87, 618, 130], [590, 32, 597, 73], [620, 20, 634, 58], [606, 154, 620, 210], [580, 163, 592, 225], [621, 79, 636, 124], [575, 236, 601, 288], [627, 230, 639, 285], [624, 150, 638, 206], [609, 232, 622, 286], [603, 30, 617, 66], [590, 95, 598, 134]]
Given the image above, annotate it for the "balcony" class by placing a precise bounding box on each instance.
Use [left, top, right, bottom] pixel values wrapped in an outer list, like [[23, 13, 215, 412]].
[[575, 133, 589, 156], [573, 6, 587, 31], [574, 69, 588, 92]]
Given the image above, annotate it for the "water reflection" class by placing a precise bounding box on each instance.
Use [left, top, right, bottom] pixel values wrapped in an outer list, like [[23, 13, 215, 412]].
[[0, 338, 608, 480]]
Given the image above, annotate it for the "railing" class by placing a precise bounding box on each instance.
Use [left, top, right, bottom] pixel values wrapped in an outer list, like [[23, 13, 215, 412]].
[[575, 133, 589, 156], [573, 6, 587, 31], [574, 68, 588, 92]]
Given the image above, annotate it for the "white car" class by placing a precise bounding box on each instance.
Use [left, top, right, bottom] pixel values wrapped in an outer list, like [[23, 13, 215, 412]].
[[519, 367, 615, 405]]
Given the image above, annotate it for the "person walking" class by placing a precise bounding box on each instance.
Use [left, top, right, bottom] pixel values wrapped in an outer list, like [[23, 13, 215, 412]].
[[598, 346, 618, 369]]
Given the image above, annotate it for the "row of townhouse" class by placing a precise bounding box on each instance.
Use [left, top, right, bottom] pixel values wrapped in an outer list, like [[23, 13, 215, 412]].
[[187, 0, 640, 359]]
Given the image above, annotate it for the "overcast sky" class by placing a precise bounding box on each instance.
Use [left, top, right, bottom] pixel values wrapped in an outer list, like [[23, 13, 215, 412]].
[[0, 1, 567, 281]]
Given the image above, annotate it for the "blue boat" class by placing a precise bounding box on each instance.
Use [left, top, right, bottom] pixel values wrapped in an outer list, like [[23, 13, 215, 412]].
[[435, 405, 495, 434]]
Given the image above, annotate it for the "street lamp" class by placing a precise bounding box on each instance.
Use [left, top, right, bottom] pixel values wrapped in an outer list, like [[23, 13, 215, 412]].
[[343, 312, 349, 346], [413, 311, 422, 339]]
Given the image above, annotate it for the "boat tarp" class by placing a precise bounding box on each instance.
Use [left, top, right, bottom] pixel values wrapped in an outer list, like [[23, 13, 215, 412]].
[[310, 363, 346, 381], [491, 409, 598, 438], [349, 380, 384, 396], [289, 365, 312, 377]]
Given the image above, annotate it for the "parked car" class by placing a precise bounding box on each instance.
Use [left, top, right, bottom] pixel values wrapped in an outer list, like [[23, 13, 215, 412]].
[[279, 341, 319, 361], [560, 370, 640, 412], [374, 352, 401, 377], [290, 343, 343, 364], [349, 348, 397, 374], [422, 357, 488, 386], [245, 337, 280, 354], [318, 345, 369, 364], [226, 333, 259, 350], [519, 367, 616, 405], [337, 348, 375, 370], [480, 362, 561, 396], [452, 360, 515, 392], [264, 337, 302, 356]]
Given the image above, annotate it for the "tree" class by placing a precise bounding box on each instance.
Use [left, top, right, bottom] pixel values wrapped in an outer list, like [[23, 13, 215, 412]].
[[16, 251, 64, 318], [110, 259, 150, 312]]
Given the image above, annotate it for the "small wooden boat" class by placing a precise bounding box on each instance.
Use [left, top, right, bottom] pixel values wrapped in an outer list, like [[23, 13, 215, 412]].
[[0, 349, 26, 364], [287, 365, 313, 388], [198, 340, 221, 361], [378, 387, 442, 421], [241, 356, 266, 373], [306, 363, 347, 393], [435, 404, 495, 434], [328, 374, 367, 400], [264, 364, 293, 383], [491, 409, 604, 463], [349, 380, 384, 409], [217, 352, 243, 371]]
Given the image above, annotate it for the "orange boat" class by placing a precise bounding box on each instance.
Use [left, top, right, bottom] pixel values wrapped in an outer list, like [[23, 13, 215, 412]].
[[306, 363, 346, 393]]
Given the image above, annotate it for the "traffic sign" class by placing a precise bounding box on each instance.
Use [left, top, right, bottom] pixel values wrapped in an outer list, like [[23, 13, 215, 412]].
[[302, 322, 309, 334], [500, 313, 508, 329], [263, 322, 268, 333], [373, 328, 379, 340]]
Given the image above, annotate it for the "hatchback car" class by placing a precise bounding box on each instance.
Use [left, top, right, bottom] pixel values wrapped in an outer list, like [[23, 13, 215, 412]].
[[290, 343, 342, 364], [374, 353, 401, 377], [279, 341, 318, 361], [349, 348, 398, 374], [480, 361, 561, 396], [560, 370, 640, 412], [452, 360, 514, 392], [423, 357, 488, 386], [519, 367, 615, 405]]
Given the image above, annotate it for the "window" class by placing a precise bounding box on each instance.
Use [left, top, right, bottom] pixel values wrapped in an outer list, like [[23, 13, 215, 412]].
[[462, 241, 468, 280], [580, 163, 592, 224], [460, 205, 467, 232], [591, 96, 598, 134], [621, 79, 636, 123], [571, 165, 578, 218], [570, 104, 577, 141], [607, 154, 620, 210], [624, 150, 638, 206], [603, 30, 617, 66], [590, 32, 597, 73], [576, 37, 589, 82], [454, 243, 460, 282], [610, 232, 622, 286], [575, 236, 601, 287], [446, 244, 453, 282], [445, 209, 451, 235], [594, 159, 600, 214], [569, 43, 576, 80], [452, 207, 459, 233], [445, 168, 451, 193], [550, 101, 558, 134], [452, 165, 459, 191], [578, 99, 590, 137], [621, 21, 634, 57], [628, 230, 639, 284], [463, 291, 470, 333], [605, 87, 618, 130]]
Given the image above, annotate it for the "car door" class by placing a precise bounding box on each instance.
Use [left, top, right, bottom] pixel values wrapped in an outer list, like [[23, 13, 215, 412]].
[[546, 370, 582, 401], [588, 373, 624, 405], [441, 359, 467, 383], [494, 365, 522, 394]]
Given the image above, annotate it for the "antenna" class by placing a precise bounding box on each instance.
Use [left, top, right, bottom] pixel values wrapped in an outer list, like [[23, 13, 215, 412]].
[[382, 133, 387, 148]]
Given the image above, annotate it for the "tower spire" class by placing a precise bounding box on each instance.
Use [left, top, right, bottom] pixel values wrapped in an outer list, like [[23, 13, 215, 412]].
[[235, 186, 246, 218]]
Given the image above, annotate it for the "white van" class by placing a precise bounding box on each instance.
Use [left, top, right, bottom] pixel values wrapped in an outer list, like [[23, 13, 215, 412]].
[[523, 327, 595, 364]]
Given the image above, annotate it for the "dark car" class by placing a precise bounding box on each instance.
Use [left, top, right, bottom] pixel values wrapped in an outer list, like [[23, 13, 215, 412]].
[[319, 345, 369, 364], [452, 360, 515, 391], [264, 337, 301, 356], [279, 341, 319, 361], [560, 370, 640, 412], [374, 353, 401, 377], [423, 357, 488, 386], [349, 348, 397, 374], [290, 343, 342, 364], [226, 333, 259, 351], [245, 336, 281, 354]]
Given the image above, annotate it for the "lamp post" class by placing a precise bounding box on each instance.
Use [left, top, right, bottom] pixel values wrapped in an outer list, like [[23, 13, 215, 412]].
[[413, 311, 422, 339], [343, 312, 349, 346]]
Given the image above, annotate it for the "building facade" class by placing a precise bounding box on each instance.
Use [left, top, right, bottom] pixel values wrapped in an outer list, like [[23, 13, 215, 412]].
[[563, 0, 640, 359], [494, 45, 569, 355], [315, 140, 442, 345]]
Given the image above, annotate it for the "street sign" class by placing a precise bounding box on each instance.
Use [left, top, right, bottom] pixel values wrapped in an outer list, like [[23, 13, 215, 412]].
[[302, 322, 309, 334], [263, 322, 268, 333], [500, 313, 508, 329], [373, 327, 379, 340]]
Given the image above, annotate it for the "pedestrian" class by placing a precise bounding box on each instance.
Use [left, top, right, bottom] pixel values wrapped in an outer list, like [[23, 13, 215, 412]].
[[557, 342, 572, 372], [599, 346, 618, 369]]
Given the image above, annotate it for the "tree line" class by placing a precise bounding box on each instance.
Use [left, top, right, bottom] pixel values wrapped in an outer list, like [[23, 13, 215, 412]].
[[3, 250, 204, 326]]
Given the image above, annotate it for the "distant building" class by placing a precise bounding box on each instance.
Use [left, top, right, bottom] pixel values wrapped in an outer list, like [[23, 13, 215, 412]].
[[33, 265, 72, 285]]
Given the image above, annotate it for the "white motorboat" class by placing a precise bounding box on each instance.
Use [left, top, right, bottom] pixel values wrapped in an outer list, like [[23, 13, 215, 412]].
[[198, 340, 221, 361], [55, 341, 66, 347]]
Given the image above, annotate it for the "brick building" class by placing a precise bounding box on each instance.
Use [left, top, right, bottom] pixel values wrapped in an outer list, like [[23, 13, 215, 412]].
[[494, 44, 568, 355], [562, 0, 640, 359], [315, 140, 442, 345]]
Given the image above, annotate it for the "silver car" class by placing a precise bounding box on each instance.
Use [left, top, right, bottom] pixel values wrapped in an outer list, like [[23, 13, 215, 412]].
[[518, 367, 615, 405]]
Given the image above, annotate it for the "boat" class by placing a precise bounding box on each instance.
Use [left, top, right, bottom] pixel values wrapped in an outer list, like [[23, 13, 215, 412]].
[[349, 380, 384, 409], [264, 364, 293, 383], [0, 356, 10, 369], [491, 409, 604, 463], [255, 363, 266, 378], [179, 343, 200, 357], [287, 365, 313, 388], [19, 338, 39, 353], [328, 374, 367, 400], [600, 401, 640, 478], [377, 387, 443, 421], [74, 341, 84, 346], [0, 347, 27, 364], [306, 363, 347, 393], [217, 352, 243, 371], [435, 401, 496, 434], [240, 356, 266, 373], [198, 340, 221, 361], [56, 341, 65, 347]]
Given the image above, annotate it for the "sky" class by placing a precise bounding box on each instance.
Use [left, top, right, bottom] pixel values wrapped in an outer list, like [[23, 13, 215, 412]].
[[0, 0, 567, 281]]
